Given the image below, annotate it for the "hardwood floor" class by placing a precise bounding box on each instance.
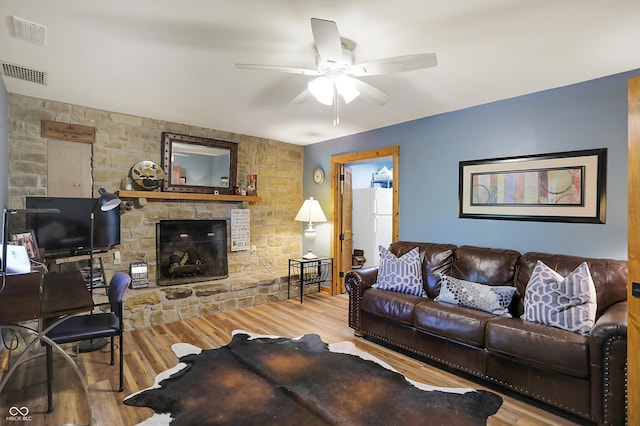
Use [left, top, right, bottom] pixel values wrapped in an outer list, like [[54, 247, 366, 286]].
[[1, 293, 582, 425]]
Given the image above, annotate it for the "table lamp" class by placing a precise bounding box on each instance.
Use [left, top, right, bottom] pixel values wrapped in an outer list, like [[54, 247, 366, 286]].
[[294, 197, 327, 259]]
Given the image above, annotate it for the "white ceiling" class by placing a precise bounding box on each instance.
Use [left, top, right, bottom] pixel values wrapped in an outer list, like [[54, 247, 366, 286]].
[[1, 1, 639, 146]]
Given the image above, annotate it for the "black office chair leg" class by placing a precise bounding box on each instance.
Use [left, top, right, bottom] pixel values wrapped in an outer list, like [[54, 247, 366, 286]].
[[118, 333, 124, 392], [110, 335, 115, 365], [45, 344, 53, 413]]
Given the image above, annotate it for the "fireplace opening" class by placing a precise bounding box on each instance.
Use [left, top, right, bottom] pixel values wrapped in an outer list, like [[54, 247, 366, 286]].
[[156, 219, 228, 286]]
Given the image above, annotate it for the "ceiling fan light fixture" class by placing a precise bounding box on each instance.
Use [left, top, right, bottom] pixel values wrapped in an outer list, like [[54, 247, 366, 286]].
[[335, 75, 359, 104], [308, 76, 334, 105]]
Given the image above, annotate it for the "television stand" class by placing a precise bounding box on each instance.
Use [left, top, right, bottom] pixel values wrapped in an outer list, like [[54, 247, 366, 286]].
[[47, 251, 109, 291]]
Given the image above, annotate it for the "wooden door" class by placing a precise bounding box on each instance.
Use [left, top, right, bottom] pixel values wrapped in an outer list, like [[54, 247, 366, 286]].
[[338, 165, 353, 294], [47, 139, 92, 197], [627, 75, 640, 426], [330, 146, 400, 296]]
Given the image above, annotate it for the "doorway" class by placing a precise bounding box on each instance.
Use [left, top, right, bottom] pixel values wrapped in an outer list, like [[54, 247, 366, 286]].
[[329, 146, 399, 295]]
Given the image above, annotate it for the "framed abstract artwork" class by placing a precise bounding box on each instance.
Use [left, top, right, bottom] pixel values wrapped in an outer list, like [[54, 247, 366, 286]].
[[458, 148, 607, 223]]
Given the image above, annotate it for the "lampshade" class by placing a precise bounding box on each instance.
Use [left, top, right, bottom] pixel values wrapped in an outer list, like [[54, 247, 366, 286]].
[[308, 75, 360, 106], [294, 197, 327, 224], [294, 197, 327, 259], [307, 77, 334, 106], [97, 188, 121, 211], [335, 75, 359, 104]]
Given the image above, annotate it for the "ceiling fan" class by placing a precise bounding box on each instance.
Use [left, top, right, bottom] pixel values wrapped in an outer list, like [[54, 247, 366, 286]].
[[236, 18, 438, 125]]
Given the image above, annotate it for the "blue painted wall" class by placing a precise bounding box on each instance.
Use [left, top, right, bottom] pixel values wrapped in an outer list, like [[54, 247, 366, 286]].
[[304, 69, 640, 260]]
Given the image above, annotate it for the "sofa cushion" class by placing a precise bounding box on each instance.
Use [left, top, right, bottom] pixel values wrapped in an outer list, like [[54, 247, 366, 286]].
[[372, 246, 425, 296], [486, 317, 589, 378], [451, 245, 520, 286], [388, 241, 457, 298], [523, 261, 597, 336], [362, 288, 421, 325], [516, 252, 627, 318], [414, 299, 495, 347], [435, 274, 516, 317]]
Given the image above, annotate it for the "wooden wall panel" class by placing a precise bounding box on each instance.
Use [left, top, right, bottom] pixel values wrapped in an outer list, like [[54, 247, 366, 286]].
[[627, 76, 640, 426]]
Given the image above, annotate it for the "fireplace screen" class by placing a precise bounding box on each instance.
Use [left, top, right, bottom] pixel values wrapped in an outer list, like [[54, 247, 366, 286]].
[[156, 219, 228, 286]]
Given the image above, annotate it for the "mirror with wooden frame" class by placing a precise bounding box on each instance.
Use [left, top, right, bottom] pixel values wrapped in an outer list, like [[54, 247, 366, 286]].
[[161, 132, 238, 194]]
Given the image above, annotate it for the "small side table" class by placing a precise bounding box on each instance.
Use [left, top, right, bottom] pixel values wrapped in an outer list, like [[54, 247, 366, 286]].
[[288, 257, 332, 303]]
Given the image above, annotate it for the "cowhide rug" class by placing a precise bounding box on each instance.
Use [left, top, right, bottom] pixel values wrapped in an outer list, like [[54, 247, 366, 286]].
[[124, 331, 502, 425]]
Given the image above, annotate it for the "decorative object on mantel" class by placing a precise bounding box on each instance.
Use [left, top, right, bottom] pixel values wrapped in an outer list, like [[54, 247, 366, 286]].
[[41, 120, 96, 143], [130, 160, 165, 190], [121, 177, 133, 191], [246, 174, 257, 196], [161, 132, 238, 195], [294, 197, 327, 259]]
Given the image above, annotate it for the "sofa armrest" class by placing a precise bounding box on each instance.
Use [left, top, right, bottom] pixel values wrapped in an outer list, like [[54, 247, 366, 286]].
[[589, 301, 627, 425], [345, 267, 378, 333], [590, 301, 627, 361], [345, 267, 378, 297]]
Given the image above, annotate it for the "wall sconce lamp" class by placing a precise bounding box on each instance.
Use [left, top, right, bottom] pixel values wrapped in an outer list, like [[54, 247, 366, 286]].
[[294, 197, 327, 259]]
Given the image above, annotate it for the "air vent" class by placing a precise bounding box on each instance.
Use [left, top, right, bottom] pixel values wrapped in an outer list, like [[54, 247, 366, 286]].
[[12, 16, 47, 46], [0, 62, 48, 85]]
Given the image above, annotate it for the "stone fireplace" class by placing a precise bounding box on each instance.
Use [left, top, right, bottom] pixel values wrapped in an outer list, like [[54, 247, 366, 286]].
[[156, 219, 228, 286]]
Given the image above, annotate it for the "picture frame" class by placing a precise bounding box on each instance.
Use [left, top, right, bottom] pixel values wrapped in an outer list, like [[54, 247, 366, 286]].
[[458, 148, 607, 223], [161, 132, 238, 195], [11, 230, 40, 259]]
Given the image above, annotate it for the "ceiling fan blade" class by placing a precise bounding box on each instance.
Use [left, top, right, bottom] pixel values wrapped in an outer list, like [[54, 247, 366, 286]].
[[310, 18, 343, 63], [350, 53, 438, 76], [236, 63, 320, 76], [352, 79, 389, 105], [291, 89, 311, 104]]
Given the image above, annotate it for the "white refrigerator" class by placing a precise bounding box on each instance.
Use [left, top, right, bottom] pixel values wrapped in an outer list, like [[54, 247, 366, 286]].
[[352, 187, 393, 267]]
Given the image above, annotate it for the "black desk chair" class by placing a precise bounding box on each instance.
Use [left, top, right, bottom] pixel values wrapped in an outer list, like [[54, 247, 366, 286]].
[[45, 271, 131, 411]]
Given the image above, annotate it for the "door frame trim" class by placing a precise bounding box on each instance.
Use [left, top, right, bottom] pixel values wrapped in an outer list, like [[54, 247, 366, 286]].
[[330, 146, 399, 295]]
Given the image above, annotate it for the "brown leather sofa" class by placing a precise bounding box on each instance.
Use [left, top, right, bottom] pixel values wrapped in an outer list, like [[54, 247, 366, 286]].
[[345, 241, 627, 425]]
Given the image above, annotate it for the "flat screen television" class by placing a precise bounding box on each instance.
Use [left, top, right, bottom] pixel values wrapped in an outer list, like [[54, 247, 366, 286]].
[[26, 196, 121, 255]]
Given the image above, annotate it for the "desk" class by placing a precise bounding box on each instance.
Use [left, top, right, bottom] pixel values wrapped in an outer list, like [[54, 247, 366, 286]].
[[0, 270, 94, 422], [288, 257, 332, 303], [0, 271, 93, 321], [41, 270, 94, 317]]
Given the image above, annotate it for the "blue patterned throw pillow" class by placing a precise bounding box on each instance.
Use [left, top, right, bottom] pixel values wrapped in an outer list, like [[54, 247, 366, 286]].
[[435, 273, 516, 317], [523, 261, 597, 336], [372, 246, 425, 296]]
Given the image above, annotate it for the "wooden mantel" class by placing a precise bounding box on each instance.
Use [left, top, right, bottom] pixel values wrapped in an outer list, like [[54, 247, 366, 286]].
[[117, 190, 261, 202]]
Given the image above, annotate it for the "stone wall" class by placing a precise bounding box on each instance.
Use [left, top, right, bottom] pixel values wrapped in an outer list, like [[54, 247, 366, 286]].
[[121, 269, 289, 329], [7, 94, 305, 328]]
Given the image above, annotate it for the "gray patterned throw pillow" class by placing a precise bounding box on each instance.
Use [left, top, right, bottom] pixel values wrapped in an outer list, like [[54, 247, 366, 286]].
[[372, 246, 425, 296], [523, 260, 596, 336], [435, 273, 516, 317]]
